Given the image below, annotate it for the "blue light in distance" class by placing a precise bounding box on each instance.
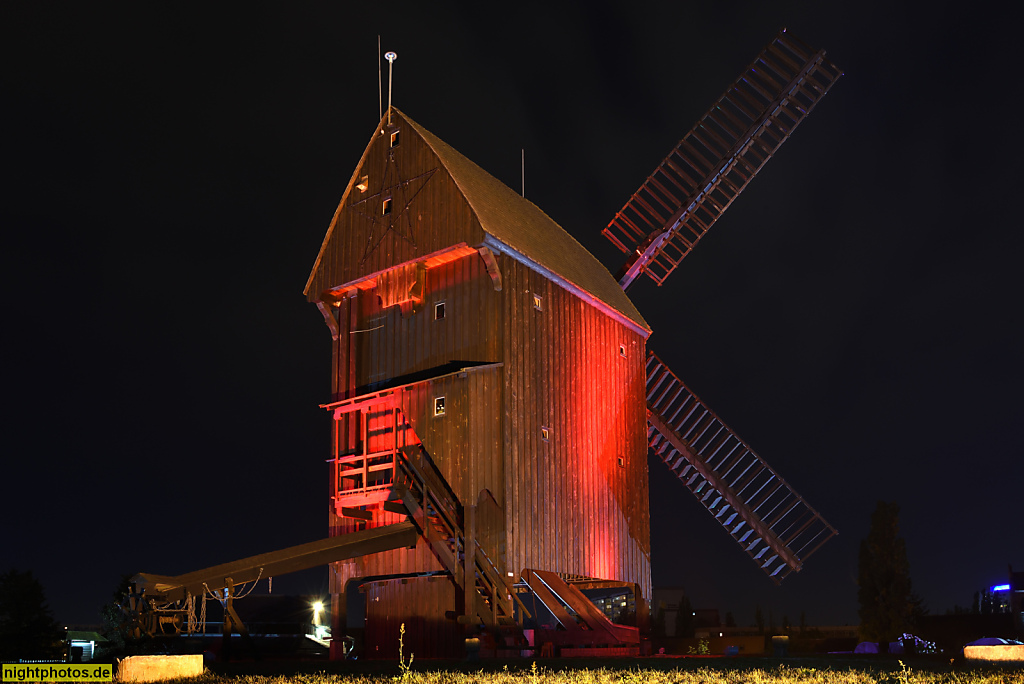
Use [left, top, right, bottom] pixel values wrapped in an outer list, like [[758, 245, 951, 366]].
[[992, 584, 1011, 592]]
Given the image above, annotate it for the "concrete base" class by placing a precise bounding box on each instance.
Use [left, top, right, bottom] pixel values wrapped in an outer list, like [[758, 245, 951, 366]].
[[116, 654, 204, 682], [964, 644, 1024, 662]]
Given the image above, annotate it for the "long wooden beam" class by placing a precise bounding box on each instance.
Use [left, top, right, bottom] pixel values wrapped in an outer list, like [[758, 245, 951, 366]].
[[134, 521, 420, 603]]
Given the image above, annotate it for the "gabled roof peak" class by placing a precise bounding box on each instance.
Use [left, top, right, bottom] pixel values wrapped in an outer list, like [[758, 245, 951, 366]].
[[396, 109, 649, 335]]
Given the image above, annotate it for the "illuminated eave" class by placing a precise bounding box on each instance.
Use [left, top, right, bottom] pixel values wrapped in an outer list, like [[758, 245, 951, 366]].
[[482, 234, 652, 339], [318, 243, 477, 302]]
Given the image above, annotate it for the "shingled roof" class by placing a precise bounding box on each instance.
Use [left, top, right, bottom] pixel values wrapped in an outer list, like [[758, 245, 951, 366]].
[[399, 110, 650, 335]]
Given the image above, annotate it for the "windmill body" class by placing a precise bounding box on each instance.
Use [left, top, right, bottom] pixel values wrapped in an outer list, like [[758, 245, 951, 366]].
[[304, 31, 840, 659], [306, 111, 653, 657]]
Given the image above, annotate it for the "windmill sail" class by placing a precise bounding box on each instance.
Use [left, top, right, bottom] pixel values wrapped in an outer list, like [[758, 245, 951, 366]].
[[606, 30, 842, 289], [645, 351, 836, 583]]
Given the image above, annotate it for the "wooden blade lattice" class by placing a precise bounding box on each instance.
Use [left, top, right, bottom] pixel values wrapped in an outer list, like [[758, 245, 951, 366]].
[[606, 31, 842, 288], [646, 351, 837, 583]]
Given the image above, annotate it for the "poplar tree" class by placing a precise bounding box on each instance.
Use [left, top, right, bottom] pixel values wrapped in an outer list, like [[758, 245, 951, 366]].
[[675, 595, 695, 638], [858, 501, 914, 644]]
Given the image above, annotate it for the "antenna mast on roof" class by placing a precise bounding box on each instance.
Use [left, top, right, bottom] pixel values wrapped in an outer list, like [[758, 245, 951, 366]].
[[385, 51, 397, 125], [377, 36, 383, 122], [521, 148, 525, 198]]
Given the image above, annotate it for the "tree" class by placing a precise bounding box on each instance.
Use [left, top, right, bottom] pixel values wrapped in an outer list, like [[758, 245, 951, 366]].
[[858, 501, 915, 644], [0, 569, 64, 661], [675, 595, 694, 638], [651, 605, 666, 638], [100, 573, 158, 657], [101, 573, 137, 653], [979, 589, 994, 615]]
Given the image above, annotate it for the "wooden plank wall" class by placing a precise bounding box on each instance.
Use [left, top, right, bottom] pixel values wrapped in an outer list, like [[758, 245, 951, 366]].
[[500, 255, 652, 603], [307, 111, 485, 300], [363, 576, 462, 659], [328, 253, 502, 401], [326, 250, 502, 540], [330, 366, 505, 604], [354, 257, 501, 392]]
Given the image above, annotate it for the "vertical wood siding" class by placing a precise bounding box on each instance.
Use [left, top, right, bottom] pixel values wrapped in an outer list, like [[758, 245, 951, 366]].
[[363, 577, 462, 659], [307, 112, 486, 300], [327, 252, 502, 402], [501, 256, 652, 602]]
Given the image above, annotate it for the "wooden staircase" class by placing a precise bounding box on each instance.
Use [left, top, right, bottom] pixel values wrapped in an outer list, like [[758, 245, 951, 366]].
[[327, 388, 527, 627]]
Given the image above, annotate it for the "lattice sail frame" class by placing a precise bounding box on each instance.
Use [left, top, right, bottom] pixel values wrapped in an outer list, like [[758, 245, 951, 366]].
[[606, 30, 842, 288], [645, 351, 837, 583]]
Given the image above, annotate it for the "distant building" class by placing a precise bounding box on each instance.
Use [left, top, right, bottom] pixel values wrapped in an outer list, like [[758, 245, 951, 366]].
[[1008, 565, 1024, 635], [65, 631, 106, 663], [585, 587, 636, 623]]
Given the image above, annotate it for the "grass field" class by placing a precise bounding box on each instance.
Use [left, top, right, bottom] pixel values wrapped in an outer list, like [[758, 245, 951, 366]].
[[196, 657, 1024, 684]]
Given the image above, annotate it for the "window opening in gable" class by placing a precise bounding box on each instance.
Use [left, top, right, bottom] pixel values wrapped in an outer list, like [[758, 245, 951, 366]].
[[382, 197, 392, 215], [533, 293, 542, 311], [390, 130, 400, 147], [434, 301, 446, 320], [357, 175, 369, 192], [434, 396, 446, 417]]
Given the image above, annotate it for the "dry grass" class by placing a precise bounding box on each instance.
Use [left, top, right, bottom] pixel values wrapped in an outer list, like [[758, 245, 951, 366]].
[[191, 659, 1024, 684]]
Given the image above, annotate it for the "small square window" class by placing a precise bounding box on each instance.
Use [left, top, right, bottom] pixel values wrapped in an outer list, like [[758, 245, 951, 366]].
[[617, 456, 625, 468], [382, 197, 392, 215], [433, 396, 446, 417], [356, 175, 369, 192], [390, 130, 400, 147], [434, 301, 446, 320], [533, 293, 542, 310], [540, 427, 550, 442], [619, 344, 626, 357]]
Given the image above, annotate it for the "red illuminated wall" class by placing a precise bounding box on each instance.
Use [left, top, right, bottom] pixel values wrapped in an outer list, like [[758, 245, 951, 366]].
[[499, 257, 651, 600]]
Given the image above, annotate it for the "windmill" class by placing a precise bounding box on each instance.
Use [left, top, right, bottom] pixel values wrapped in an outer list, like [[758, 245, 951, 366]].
[[120, 30, 842, 659], [294, 28, 842, 659]]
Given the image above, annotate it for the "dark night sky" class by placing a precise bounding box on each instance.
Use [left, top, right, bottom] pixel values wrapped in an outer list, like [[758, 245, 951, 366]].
[[2, 2, 1021, 629]]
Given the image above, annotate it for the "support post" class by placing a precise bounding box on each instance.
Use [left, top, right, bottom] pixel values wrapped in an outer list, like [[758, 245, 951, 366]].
[[221, 577, 257, 662], [221, 581, 233, 662], [330, 581, 347, 660], [463, 504, 477, 622], [464, 503, 478, 658]]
